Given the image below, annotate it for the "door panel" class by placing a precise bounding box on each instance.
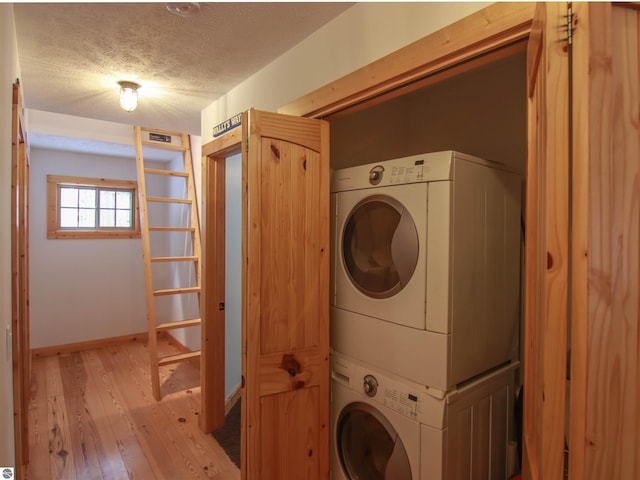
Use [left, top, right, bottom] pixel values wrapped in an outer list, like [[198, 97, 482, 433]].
[[260, 387, 320, 479], [571, 3, 640, 479], [258, 139, 322, 354], [523, 3, 569, 479], [245, 109, 330, 479]]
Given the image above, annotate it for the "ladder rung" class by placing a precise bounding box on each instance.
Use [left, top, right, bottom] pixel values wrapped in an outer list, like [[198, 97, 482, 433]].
[[141, 139, 186, 152], [148, 227, 195, 232], [151, 256, 198, 263], [153, 286, 201, 296], [144, 167, 189, 177], [158, 351, 200, 366], [140, 126, 183, 137], [156, 318, 201, 331], [147, 196, 192, 204]]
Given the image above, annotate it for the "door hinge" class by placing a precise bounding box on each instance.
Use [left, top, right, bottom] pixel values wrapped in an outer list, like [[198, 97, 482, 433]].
[[245, 138, 249, 152], [564, 6, 577, 46]]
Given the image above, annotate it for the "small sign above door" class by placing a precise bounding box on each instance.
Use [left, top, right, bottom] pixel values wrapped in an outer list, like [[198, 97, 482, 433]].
[[212, 113, 242, 138]]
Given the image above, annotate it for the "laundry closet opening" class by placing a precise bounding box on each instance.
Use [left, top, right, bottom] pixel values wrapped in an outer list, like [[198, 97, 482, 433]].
[[323, 44, 528, 478]]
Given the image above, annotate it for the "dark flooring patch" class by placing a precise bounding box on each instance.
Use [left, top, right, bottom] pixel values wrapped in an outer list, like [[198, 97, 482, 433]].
[[212, 399, 240, 468]]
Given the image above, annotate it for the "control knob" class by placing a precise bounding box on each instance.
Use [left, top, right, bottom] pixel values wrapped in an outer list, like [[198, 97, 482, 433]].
[[369, 166, 384, 185], [363, 375, 378, 397]]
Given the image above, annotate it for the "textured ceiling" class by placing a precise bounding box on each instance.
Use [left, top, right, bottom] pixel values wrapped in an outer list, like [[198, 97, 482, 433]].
[[13, 2, 354, 136]]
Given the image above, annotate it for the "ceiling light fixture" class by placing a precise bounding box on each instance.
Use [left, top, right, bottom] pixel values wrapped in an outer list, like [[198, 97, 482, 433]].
[[118, 81, 140, 112], [166, 2, 200, 18]]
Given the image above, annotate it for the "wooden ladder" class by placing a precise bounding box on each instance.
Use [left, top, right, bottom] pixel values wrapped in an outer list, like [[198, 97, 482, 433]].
[[134, 126, 201, 401]]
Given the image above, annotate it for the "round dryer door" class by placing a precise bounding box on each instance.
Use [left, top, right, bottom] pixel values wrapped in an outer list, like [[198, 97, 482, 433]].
[[342, 195, 419, 299], [337, 402, 412, 480]]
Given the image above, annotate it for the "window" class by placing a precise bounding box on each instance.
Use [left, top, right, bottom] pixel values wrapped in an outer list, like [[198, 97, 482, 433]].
[[47, 175, 140, 239]]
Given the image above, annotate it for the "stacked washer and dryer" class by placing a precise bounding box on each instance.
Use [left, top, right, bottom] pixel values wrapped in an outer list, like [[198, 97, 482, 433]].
[[329, 151, 522, 480]]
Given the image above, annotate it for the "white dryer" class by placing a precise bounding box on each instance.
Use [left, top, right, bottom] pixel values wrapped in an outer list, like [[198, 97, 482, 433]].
[[331, 151, 522, 390], [330, 352, 518, 479]]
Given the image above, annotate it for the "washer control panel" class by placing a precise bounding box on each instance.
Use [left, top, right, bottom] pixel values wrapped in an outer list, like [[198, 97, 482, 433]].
[[359, 370, 441, 425], [331, 353, 448, 428], [378, 376, 424, 421]]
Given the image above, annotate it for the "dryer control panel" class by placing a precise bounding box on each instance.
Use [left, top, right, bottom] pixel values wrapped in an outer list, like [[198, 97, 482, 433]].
[[385, 161, 425, 184], [367, 161, 426, 185], [331, 150, 468, 192]]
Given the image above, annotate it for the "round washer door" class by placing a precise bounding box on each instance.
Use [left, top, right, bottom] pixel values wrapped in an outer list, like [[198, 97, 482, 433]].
[[342, 195, 419, 299], [337, 402, 412, 480]]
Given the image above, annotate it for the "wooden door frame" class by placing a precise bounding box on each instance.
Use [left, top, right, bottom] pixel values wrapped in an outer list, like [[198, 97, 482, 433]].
[[11, 81, 30, 476], [278, 2, 571, 479], [278, 3, 537, 120], [200, 122, 246, 434], [523, 4, 570, 478]]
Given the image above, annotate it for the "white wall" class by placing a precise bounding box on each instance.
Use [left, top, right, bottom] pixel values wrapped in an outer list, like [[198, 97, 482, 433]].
[[26, 111, 203, 351], [200, 2, 488, 401], [201, 2, 488, 135], [0, 3, 20, 467], [164, 136, 202, 351], [29, 148, 148, 348]]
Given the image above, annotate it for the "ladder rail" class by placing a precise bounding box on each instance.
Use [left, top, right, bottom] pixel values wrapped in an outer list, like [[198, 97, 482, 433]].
[[134, 125, 161, 399], [182, 133, 203, 296]]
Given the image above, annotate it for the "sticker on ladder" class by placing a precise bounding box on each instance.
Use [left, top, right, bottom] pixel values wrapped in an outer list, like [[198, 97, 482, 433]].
[[144, 131, 182, 147]]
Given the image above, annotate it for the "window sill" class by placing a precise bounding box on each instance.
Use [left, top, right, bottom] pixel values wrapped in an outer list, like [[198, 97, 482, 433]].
[[47, 230, 141, 240]]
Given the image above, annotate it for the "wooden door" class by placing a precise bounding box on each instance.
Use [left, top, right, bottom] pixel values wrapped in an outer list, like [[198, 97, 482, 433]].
[[522, 3, 570, 479], [243, 109, 329, 479], [201, 109, 329, 478], [11, 81, 31, 476], [570, 3, 640, 479]]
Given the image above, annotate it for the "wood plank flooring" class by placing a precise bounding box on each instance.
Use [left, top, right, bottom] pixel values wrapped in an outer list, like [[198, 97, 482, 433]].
[[27, 337, 240, 480]]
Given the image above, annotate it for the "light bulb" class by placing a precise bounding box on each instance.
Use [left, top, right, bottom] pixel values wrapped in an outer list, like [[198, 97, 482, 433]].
[[118, 81, 139, 112]]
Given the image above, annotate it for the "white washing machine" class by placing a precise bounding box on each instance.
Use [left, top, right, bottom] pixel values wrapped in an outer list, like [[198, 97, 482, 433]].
[[330, 151, 522, 390], [330, 352, 518, 480]]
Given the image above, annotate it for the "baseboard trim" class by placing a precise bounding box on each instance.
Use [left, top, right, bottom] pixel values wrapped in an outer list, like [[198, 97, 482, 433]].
[[159, 330, 188, 353], [160, 331, 201, 367], [32, 332, 149, 358], [225, 384, 242, 415]]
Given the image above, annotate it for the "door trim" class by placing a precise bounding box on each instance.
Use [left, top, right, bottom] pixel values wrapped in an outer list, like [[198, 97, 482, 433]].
[[11, 81, 30, 475], [199, 126, 245, 433], [278, 2, 536, 120]]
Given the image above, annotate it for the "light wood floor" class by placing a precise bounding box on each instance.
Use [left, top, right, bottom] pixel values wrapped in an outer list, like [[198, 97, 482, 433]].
[[27, 337, 240, 480]]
